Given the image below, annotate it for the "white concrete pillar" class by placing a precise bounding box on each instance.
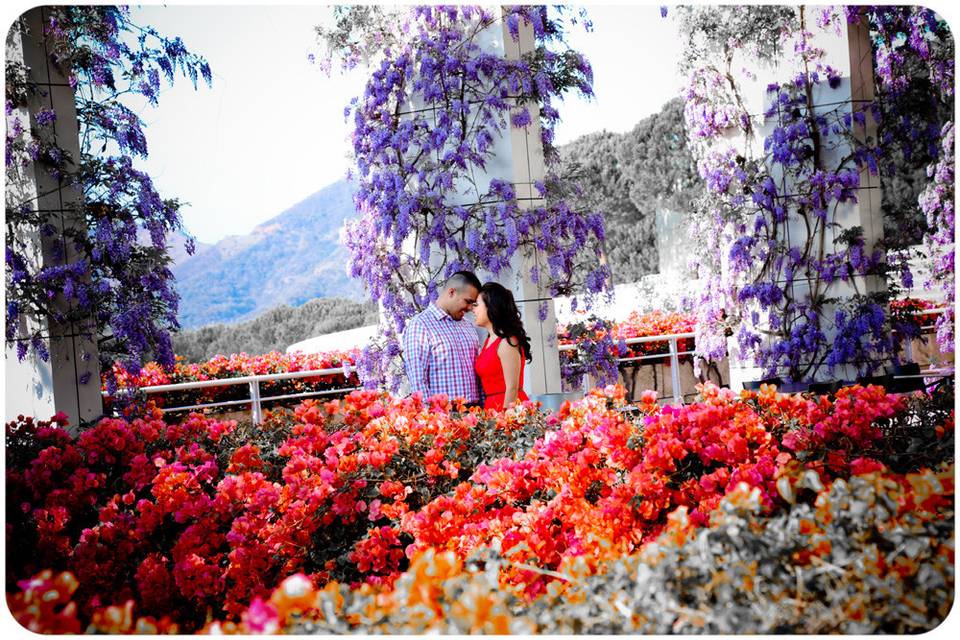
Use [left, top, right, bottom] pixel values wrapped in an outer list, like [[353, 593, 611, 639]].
[[4, 8, 102, 426], [498, 12, 563, 396], [725, 8, 887, 387], [5, 22, 57, 422], [393, 10, 563, 397]]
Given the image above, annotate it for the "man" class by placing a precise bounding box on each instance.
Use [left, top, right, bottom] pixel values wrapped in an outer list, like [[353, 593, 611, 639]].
[[402, 270, 482, 404]]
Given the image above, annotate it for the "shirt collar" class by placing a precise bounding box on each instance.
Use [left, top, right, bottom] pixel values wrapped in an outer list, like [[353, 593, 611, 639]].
[[429, 302, 453, 321]]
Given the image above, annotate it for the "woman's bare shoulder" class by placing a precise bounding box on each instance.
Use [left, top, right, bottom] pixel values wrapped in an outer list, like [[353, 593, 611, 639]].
[[498, 336, 522, 352]]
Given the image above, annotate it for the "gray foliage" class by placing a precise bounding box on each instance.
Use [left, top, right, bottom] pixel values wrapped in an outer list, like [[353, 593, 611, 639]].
[[557, 97, 704, 285], [171, 296, 378, 362]]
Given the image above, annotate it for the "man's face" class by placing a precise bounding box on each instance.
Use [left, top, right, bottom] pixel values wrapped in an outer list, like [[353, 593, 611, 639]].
[[447, 285, 479, 320]]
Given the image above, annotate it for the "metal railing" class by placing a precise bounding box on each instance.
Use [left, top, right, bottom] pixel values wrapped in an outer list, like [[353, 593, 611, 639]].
[[112, 306, 950, 422], [116, 333, 696, 424], [108, 365, 360, 425], [560, 331, 696, 405], [558, 305, 953, 406]]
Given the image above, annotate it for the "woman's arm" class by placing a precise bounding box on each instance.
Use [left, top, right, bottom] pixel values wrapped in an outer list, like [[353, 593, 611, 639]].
[[497, 336, 523, 408]]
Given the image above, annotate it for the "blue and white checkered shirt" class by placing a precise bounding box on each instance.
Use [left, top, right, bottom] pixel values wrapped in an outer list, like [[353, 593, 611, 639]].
[[402, 303, 480, 403]]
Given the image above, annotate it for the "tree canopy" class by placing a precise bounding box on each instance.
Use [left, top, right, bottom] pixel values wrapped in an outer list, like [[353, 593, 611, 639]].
[[557, 97, 702, 284]]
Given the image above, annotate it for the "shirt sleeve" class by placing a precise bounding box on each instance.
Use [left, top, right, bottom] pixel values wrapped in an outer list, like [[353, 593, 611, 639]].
[[402, 318, 430, 396]]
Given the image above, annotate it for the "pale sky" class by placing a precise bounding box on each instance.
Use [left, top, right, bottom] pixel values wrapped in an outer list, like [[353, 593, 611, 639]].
[[1, 2, 685, 244], [115, 3, 684, 244], [5, 3, 960, 244]]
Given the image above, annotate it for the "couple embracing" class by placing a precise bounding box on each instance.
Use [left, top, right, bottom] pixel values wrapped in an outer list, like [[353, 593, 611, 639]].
[[402, 271, 531, 410]]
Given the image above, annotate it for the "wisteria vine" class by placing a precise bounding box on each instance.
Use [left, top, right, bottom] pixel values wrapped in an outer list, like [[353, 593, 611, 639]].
[[5, 6, 211, 390], [919, 121, 955, 352], [316, 5, 609, 389], [676, 5, 953, 381]]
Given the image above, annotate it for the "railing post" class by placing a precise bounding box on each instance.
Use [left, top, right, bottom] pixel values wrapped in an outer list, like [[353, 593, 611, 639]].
[[582, 372, 594, 397], [249, 380, 262, 425], [669, 338, 682, 406]]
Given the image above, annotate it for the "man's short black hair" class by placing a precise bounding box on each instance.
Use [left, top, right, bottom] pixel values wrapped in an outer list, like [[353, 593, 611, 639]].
[[446, 270, 482, 292]]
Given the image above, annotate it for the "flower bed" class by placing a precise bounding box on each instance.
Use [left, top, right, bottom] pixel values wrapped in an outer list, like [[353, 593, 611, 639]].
[[6, 380, 953, 633], [558, 310, 697, 387], [104, 350, 361, 414], [5, 395, 547, 631], [265, 463, 953, 634], [890, 297, 945, 335]]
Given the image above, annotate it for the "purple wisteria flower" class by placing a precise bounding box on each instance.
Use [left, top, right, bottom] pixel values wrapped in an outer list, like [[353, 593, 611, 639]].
[[331, 5, 608, 389], [6, 5, 212, 387], [677, 4, 953, 381], [920, 121, 955, 351]]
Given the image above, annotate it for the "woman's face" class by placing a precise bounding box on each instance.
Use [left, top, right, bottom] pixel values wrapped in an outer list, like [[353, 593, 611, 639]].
[[473, 293, 489, 327]]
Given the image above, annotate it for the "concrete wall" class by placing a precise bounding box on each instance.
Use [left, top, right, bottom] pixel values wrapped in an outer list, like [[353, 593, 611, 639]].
[[4, 343, 56, 421], [620, 356, 731, 404], [656, 207, 692, 280]]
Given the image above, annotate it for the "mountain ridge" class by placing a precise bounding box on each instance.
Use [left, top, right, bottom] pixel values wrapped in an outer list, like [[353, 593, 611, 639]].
[[171, 179, 366, 329]]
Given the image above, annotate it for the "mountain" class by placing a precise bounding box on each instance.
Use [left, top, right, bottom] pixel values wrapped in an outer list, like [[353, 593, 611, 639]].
[[171, 99, 700, 330], [172, 179, 366, 329]]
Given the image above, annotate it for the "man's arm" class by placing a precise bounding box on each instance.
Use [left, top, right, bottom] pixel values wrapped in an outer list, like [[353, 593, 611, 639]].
[[402, 319, 430, 396]]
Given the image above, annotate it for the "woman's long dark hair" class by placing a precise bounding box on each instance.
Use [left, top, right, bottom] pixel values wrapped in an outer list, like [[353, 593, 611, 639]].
[[481, 282, 532, 363]]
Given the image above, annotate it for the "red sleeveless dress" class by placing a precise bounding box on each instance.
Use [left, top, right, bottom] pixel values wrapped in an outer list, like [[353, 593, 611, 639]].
[[475, 336, 529, 410]]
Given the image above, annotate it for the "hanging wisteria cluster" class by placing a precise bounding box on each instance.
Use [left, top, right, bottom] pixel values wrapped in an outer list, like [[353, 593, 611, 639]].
[[675, 5, 953, 381], [919, 121, 955, 352], [826, 6, 954, 356], [5, 7, 210, 390], [317, 5, 608, 389]]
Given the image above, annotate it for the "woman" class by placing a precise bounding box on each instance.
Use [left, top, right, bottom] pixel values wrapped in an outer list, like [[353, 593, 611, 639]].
[[472, 282, 532, 410]]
